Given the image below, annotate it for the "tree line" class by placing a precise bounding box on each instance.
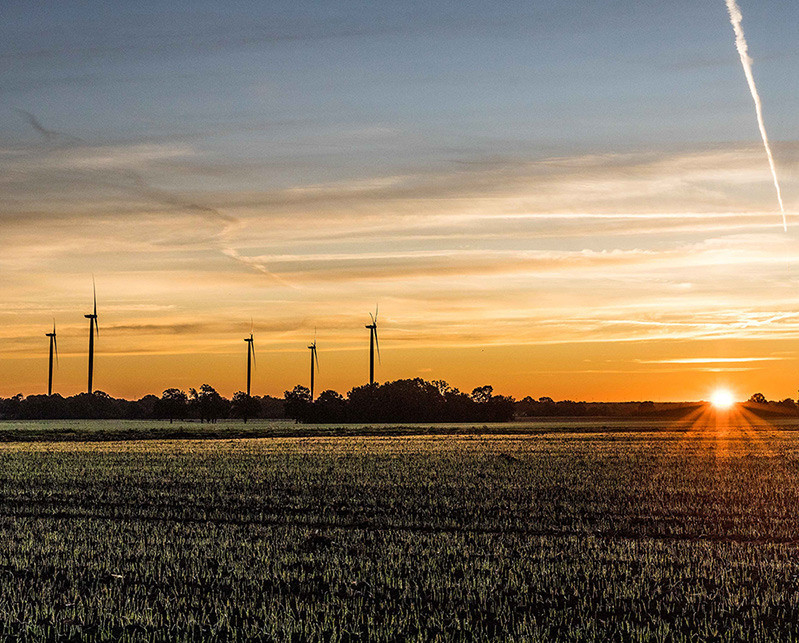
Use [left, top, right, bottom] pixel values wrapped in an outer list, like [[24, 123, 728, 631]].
[[0, 379, 515, 423], [2, 382, 794, 422], [0, 386, 283, 423], [284, 380, 515, 423]]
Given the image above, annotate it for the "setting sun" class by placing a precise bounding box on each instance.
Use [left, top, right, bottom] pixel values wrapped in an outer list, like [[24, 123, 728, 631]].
[[710, 388, 736, 410]]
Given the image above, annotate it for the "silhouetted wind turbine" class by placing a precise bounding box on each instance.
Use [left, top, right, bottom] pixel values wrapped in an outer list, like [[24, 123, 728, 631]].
[[45, 320, 58, 396], [85, 279, 99, 394], [365, 307, 380, 385], [308, 332, 319, 399], [244, 331, 255, 396]]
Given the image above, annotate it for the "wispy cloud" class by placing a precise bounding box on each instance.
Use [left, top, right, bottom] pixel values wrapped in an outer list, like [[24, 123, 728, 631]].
[[4, 130, 799, 396], [637, 357, 785, 364]]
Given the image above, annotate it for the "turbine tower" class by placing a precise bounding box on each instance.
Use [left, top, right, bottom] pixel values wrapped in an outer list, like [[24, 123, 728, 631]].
[[85, 279, 99, 394], [308, 333, 319, 399], [365, 307, 380, 385], [45, 321, 58, 396], [244, 332, 255, 396]]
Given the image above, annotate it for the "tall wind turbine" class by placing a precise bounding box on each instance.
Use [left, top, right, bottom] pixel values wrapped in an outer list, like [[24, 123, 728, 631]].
[[85, 279, 99, 394], [45, 321, 58, 396], [365, 307, 380, 385], [244, 332, 255, 396], [308, 332, 319, 399]]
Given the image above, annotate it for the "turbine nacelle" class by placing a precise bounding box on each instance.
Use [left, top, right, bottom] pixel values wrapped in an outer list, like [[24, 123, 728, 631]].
[[308, 335, 320, 398], [366, 308, 380, 364], [86, 279, 99, 336], [244, 333, 256, 367], [46, 321, 59, 366], [46, 320, 59, 395], [366, 307, 381, 386], [308, 340, 320, 371]]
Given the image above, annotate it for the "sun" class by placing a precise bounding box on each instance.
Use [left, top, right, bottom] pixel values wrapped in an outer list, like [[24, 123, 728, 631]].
[[710, 388, 736, 410]]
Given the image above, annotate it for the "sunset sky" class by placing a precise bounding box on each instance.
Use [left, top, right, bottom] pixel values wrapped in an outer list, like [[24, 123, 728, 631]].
[[3, 1, 799, 401]]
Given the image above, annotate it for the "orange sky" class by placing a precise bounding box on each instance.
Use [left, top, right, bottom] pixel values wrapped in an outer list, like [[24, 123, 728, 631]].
[[3, 154, 799, 402]]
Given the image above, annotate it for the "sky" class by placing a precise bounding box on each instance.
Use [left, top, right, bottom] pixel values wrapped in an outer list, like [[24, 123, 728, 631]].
[[2, 0, 799, 402]]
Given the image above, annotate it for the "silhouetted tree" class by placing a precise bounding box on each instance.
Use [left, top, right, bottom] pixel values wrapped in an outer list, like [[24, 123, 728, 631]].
[[0, 394, 23, 419], [231, 391, 260, 423], [346, 384, 379, 423], [431, 380, 451, 396], [443, 387, 474, 421], [284, 385, 312, 422], [134, 395, 159, 419], [311, 390, 348, 423], [471, 385, 494, 404], [191, 385, 227, 423], [749, 393, 767, 404], [258, 395, 285, 419], [155, 388, 188, 423]]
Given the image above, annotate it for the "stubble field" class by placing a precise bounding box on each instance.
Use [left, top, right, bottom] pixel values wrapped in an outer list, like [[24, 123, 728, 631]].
[[1, 415, 799, 641]]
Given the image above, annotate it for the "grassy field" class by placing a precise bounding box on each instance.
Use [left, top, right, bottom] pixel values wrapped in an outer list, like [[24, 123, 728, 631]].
[[1, 417, 799, 640], [2, 414, 799, 442]]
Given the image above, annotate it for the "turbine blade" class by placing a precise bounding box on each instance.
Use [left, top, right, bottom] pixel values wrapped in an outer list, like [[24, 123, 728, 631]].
[[374, 328, 381, 364], [251, 340, 256, 368], [92, 276, 97, 317], [54, 334, 59, 367], [375, 303, 378, 322], [314, 346, 320, 372], [95, 317, 99, 337]]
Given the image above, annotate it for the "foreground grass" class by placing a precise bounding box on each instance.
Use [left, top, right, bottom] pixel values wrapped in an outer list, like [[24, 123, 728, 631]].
[[1, 423, 799, 640]]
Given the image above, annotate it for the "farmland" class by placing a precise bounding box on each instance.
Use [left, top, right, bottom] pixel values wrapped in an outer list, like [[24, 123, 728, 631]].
[[1, 415, 799, 640]]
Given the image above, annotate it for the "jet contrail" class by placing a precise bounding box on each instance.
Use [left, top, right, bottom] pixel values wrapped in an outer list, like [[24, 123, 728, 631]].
[[725, 0, 787, 231]]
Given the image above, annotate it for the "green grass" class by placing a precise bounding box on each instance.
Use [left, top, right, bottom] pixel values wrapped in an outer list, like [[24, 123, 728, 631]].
[[3, 416, 799, 442], [1, 425, 799, 640]]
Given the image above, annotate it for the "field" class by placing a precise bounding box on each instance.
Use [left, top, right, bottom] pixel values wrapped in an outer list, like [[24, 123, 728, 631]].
[[0, 418, 716, 442], [2, 415, 799, 641]]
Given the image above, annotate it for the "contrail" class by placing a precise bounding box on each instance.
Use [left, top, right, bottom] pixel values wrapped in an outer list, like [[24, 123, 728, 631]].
[[725, 0, 787, 231]]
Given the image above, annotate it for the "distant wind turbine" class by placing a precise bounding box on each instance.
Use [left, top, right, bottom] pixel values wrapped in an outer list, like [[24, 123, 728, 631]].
[[45, 320, 58, 396], [365, 307, 380, 386], [85, 279, 99, 394], [244, 330, 255, 396], [308, 332, 319, 399]]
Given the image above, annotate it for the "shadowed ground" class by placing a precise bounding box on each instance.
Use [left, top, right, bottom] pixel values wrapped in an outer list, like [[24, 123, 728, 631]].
[[0, 409, 798, 640]]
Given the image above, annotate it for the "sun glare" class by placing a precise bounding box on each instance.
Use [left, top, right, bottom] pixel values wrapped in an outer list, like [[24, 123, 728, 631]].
[[710, 388, 736, 410]]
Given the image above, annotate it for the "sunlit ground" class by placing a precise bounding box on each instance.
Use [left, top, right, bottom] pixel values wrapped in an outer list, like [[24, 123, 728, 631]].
[[663, 390, 798, 465]]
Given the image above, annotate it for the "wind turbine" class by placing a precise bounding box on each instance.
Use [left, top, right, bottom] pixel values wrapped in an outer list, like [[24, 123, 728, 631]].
[[85, 279, 99, 394], [244, 330, 255, 396], [45, 320, 58, 396], [308, 331, 319, 399], [365, 306, 380, 385]]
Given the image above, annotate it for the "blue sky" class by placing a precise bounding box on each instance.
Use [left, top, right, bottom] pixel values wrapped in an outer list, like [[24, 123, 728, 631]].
[[4, 1, 797, 154], [2, 1, 799, 400]]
